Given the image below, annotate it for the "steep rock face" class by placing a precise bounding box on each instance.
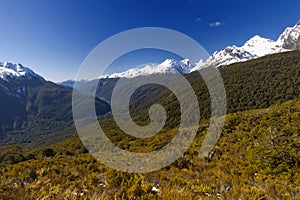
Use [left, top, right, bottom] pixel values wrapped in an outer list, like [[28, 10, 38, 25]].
[[279, 21, 300, 50]]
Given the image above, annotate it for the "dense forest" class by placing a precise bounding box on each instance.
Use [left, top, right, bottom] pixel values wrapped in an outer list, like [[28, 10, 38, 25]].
[[129, 50, 300, 124]]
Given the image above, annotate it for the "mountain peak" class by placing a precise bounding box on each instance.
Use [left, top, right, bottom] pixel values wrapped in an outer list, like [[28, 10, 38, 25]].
[[241, 35, 281, 57], [192, 21, 300, 71], [161, 58, 177, 66], [0, 61, 44, 81], [180, 58, 190, 66], [244, 35, 274, 46], [278, 21, 300, 50], [0, 61, 45, 98], [248, 35, 266, 41]]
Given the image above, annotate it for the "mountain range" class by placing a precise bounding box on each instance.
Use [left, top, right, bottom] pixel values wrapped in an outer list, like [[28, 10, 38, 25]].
[[0, 21, 299, 147], [193, 20, 300, 70], [59, 21, 300, 84]]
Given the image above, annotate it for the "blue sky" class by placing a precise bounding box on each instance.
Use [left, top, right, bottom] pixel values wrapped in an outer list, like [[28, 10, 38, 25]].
[[0, 0, 299, 81]]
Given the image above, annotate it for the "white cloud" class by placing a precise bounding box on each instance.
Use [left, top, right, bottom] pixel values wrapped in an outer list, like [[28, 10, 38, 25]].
[[194, 18, 202, 23], [209, 21, 224, 27]]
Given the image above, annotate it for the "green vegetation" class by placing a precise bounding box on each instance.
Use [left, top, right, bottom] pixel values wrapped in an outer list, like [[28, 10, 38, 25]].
[[0, 81, 110, 147], [0, 98, 299, 199], [128, 50, 300, 122], [2, 50, 299, 148], [0, 50, 299, 199]]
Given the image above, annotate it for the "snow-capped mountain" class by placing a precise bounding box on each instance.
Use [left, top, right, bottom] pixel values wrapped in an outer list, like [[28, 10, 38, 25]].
[[279, 21, 300, 49], [58, 21, 300, 82], [100, 58, 194, 79], [192, 21, 300, 70], [0, 61, 110, 145], [0, 62, 43, 81], [0, 62, 44, 98]]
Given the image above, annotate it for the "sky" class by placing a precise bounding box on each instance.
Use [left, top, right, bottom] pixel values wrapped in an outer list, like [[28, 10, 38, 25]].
[[0, 0, 299, 82]]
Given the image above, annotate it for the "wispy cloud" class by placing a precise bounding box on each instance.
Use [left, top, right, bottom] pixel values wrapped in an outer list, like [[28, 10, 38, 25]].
[[194, 18, 202, 23], [209, 21, 224, 27]]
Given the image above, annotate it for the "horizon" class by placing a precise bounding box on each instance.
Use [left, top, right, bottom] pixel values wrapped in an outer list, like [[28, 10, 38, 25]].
[[0, 0, 300, 82]]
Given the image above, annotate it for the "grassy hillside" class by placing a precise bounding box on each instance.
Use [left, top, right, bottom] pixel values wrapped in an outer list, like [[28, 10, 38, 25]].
[[0, 97, 299, 199], [0, 50, 299, 199]]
